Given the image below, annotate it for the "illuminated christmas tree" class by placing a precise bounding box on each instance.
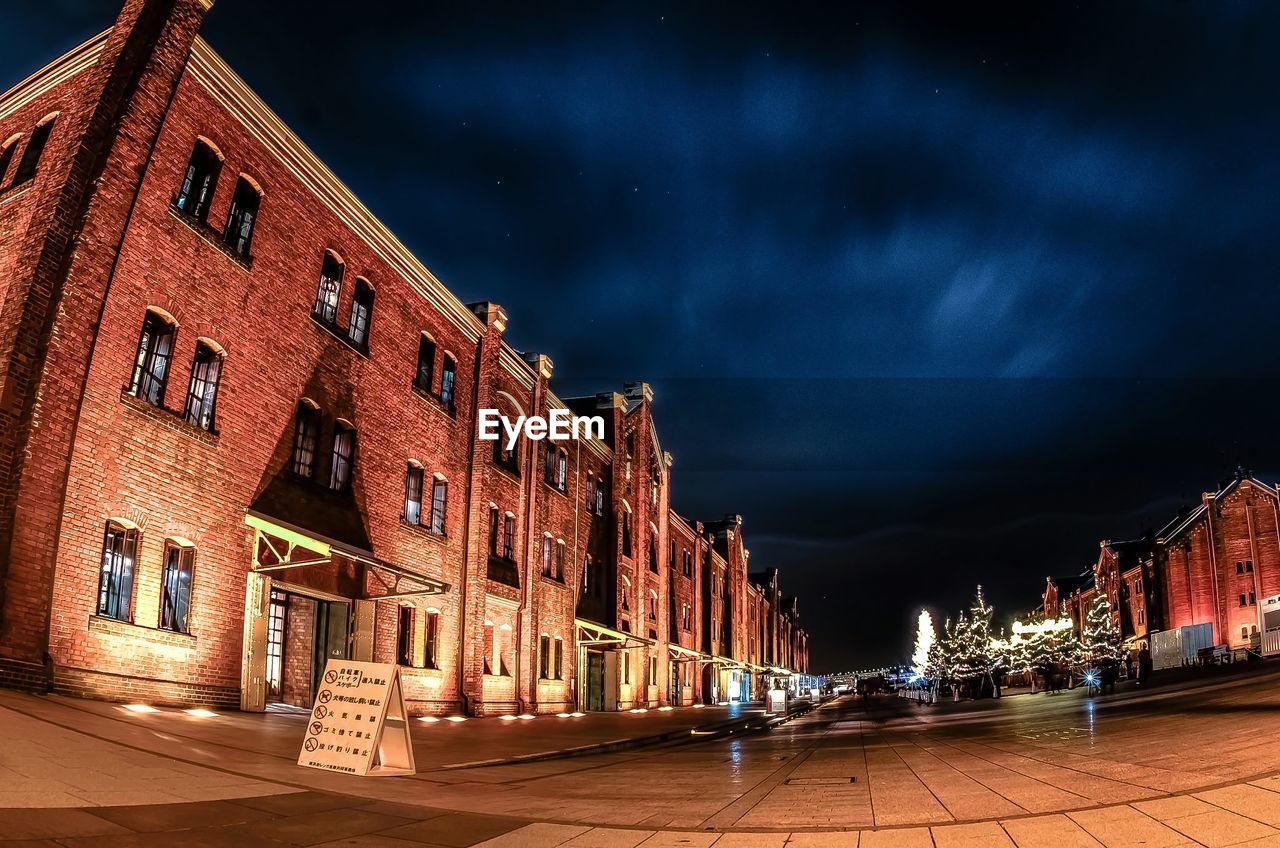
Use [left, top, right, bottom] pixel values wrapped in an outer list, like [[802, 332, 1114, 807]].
[[1082, 593, 1125, 664], [911, 609, 936, 679]]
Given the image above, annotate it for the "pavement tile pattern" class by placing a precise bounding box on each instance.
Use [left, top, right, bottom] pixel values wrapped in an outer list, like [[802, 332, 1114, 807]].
[[6, 666, 1280, 845]]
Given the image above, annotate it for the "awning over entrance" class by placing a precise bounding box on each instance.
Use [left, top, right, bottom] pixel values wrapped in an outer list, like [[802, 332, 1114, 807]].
[[768, 665, 792, 676], [246, 511, 449, 600], [703, 654, 748, 669], [668, 643, 706, 662], [575, 618, 654, 649]]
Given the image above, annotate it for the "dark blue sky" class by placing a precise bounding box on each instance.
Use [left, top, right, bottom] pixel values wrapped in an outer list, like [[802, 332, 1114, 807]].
[[7, 1, 1280, 669]]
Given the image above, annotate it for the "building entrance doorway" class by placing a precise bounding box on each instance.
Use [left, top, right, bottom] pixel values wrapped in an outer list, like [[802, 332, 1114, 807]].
[[264, 588, 350, 708], [585, 650, 605, 711]]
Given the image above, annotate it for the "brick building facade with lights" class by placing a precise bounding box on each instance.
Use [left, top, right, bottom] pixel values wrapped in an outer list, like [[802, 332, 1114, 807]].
[[1041, 470, 1280, 661], [0, 0, 810, 714]]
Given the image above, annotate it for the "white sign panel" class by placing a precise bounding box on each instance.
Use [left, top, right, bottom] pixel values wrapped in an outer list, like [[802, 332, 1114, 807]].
[[297, 659, 416, 777]]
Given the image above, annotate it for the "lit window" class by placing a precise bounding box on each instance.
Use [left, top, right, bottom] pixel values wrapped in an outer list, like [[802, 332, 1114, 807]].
[[128, 310, 175, 407], [348, 278, 374, 346], [222, 176, 260, 257], [11, 114, 54, 186], [502, 514, 515, 560], [97, 522, 138, 622], [429, 476, 447, 535], [183, 341, 222, 431], [397, 606, 414, 666], [439, 355, 457, 410], [313, 251, 343, 323], [424, 610, 440, 669], [159, 541, 195, 633], [175, 139, 221, 221], [404, 463, 424, 524], [541, 535, 553, 577], [290, 401, 320, 477], [328, 421, 355, 491]]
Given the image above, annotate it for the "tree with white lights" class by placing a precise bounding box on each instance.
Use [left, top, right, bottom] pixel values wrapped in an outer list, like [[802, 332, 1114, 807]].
[[1082, 594, 1124, 664], [911, 610, 936, 678]]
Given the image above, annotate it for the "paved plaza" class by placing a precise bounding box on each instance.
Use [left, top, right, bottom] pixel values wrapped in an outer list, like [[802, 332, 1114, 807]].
[[6, 666, 1280, 845]]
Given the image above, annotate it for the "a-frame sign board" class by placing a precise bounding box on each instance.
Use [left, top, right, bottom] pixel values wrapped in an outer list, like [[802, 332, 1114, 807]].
[[297, 660, 416, 777]]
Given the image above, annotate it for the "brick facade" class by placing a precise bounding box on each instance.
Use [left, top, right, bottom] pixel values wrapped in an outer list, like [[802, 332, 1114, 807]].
[[0, 1, 811, 713]]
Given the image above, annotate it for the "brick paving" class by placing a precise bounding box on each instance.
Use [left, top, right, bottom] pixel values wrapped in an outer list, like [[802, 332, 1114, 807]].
[[8, 667, 1280, 844]]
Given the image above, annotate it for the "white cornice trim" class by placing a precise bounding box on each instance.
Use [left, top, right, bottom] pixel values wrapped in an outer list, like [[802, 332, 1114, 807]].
[[0, 30, 107, 123], [187, 39, 485, 342]]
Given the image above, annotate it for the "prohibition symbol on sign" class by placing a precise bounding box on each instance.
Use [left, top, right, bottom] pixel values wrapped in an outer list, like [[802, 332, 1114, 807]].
[[324, 670, 338, 684], [309, 721, 324, 736], [318, 689, 332, 703], [304, 737, 318, 752], [313, 705, 328, 719]]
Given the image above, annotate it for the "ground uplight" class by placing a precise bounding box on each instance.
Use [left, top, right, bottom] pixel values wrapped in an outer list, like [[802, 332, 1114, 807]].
[[122, 704, 158, 713], [183, 708, 218, 718]]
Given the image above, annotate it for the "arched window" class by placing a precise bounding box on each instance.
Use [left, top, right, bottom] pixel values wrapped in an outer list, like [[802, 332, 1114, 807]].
[[396, 605, 415, 666], [424, 608, 441, 669], [539, 633, 551, 679], [175, 138, 222, 221], [183, 339, 223, 431], [128, 309, 176, 407], [483, 620, 495, 674], [328, 420, 355, 491], [648, 589, 658, 620], [553, 636, 564, 679], [497, 623, 512, 676], [222, 176, 260, 257], [555, 539, 566, 581], [620, 574, 632, 613], [0, 134, 21, 185], [313, 251, 344, 323], [11, 114, 55, 185], [487, 505, 500, 555], [160, 539, 195, 633], [648, 534, 658, 573], [414, 333, 435, 393], [404, 461, 424, 524], [502, 512, 516, 560], [97, 520, 138, 622], [348, 278, 374, 346], [540, 534, 553, 577], [439, 355, 457, 410], [621, 506, 633, 558], [428, 473, 447, 535], [290, 400, 320, 477]]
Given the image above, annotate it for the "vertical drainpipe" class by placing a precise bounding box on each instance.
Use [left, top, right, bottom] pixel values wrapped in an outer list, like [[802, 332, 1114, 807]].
[[1204, 492, 1223, 645], [570, 437, 582, 711]]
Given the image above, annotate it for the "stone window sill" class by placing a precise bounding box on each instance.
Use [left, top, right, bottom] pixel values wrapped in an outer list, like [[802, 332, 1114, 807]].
[[310, 313, 370, 357], [89, 615, 196, 648], [411, 384, 456, 420], [401, 518, 447, 544], [168, 201, 253, 271], [119, 390, 218, 446]]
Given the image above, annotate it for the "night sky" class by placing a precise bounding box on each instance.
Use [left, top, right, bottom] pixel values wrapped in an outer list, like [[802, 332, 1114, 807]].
[[6, 2, 1280, 671]]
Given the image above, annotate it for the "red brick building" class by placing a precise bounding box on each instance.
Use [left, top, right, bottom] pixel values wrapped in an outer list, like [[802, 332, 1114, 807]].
[[0, 0, 811, 713], [1038, 470, 1280, 658]]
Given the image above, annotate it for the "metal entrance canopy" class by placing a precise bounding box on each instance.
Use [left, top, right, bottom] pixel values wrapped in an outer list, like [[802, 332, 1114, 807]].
[[245, 511, 449, 600], [575, 617, 654, 649]]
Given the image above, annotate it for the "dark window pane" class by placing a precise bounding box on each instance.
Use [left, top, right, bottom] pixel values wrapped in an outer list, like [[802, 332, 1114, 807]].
[[424, 611, 439, 669], [348, 279, 373, 346], [439, 357, 456, 409], [160, 543, 194, 633], [290, 403, 319, 477], [175, 140, 221, 221], [11, 118, 53, 185], [404, 465, 424, 524], [222, 177, 260, 257], [329, 423, 355, 491], [429, 478, 447, 534], [97, 523, 137, 622], [183, 342, 222, 430], [415, 335, 435, 392], [0, 138, 17, 185], [128, 311, 175, 407], [313, 252, 343, 323], [397, 606, 414, 666]]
